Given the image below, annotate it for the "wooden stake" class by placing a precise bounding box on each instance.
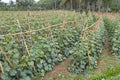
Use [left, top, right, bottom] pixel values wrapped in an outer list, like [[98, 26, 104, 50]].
[[27, 12, 32, 45], [0, 61, 4, 74], [0, 20, 83, 37], [17, 19, 30, 57], [86, 43, 91, 65], [0, 47, 13, 68]]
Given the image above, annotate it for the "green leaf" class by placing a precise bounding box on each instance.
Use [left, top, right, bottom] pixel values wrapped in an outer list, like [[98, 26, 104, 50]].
[[9, 70, 17, 76]]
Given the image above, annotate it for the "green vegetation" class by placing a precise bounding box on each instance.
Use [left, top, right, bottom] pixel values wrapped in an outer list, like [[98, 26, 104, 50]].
[[69, 18, 106, 74], [89, 66, 120, 80], [0, 0, 120, 12], [104, 17, 120, 56], [0, 11, 120, 80], [0, 11, 96, 80]]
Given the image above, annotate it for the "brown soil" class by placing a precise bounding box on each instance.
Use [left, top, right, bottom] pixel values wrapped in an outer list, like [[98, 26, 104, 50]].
[[94, 34, 109, 73], [44, 59, 72, 80]]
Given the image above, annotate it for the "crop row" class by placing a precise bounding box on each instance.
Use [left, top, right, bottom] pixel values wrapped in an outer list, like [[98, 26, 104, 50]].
[[68, 19, 106, 74], [0, 13, 97, 80], [0, 11, 83, 35], [104, 17, 120, 56]]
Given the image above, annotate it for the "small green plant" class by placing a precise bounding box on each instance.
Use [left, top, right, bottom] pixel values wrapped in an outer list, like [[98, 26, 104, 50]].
[[89, 65, 120, 80]]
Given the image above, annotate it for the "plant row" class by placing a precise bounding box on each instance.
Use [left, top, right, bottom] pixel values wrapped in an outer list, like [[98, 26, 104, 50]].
[[104, 18, 120, 56], [0, 14, 97, 80], [68, 19, 106, 74], [0, 11, 83, 35]]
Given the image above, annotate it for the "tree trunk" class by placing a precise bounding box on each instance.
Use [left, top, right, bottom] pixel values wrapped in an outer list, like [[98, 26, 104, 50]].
[[54, 0, 56, 9], [70, 0, 73, 10], [87, 0, 90, 11], [78, 0, 81, 11], [98, 0, 102, 12]]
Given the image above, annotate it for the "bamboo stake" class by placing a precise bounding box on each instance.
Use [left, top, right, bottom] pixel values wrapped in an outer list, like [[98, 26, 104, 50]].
[[27, 12, 32, 45], [73, 11, 77, 25], [83, 19, 101, 65], [0, 47, 13, 68], [0, 61, 4, 74], [82, 19, 100, 32], [83, 29, 91, 65], [0, 20, 83, 37], [47, 20, 53, 40], [17, 19, 30, 57], [62, 13, 67, 27], [86, 42, 91, 65]]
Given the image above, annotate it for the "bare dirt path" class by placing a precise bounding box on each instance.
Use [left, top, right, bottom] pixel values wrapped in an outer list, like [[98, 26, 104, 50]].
[[94, 34, 110, 73], [44, 59, 72, 80]]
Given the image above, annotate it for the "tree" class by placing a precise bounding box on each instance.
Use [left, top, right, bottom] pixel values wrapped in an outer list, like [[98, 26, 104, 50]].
[[109, 0, 120, 12], [16, 0, 35, 10], [0, 0, 120, 11], [38, 0, 61, 9], [9, 0, 14, 6], [0, 1, 7, 10]]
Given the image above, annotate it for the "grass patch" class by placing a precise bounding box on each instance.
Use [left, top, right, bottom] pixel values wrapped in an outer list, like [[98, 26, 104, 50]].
[[88, 65, 120, 80]]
